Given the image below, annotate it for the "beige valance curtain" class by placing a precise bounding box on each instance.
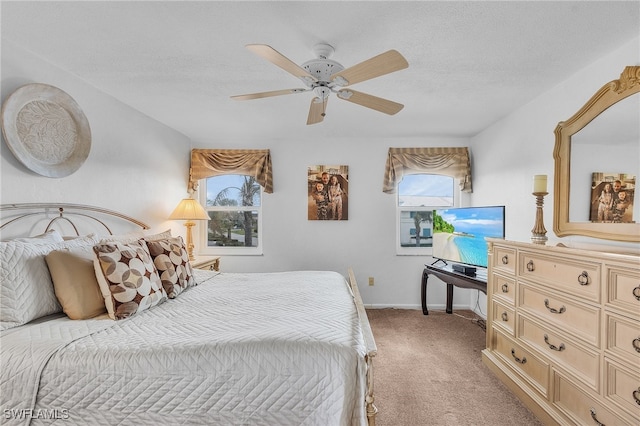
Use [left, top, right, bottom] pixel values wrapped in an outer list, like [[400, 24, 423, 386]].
[[190, 149, 273, 193], [382, 147, 472, 193]]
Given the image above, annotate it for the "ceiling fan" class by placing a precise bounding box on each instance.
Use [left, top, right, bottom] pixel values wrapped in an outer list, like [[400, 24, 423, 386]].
[[231, 43, 409, 125]]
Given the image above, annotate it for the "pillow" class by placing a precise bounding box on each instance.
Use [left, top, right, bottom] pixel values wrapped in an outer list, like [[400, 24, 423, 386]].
[[0, 235, 99, 330], [9, 229, 64, 244], [144, 229, 173, 242], [93, 240, 167, 320], [46, 247, 106, 320], [97, 230, 146, 244], [98, 229, 171, 244], [144, 236, 195, 298]]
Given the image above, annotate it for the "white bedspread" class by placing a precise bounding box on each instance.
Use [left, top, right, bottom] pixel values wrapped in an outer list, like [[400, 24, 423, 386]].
[[1, 270, 367, 426]]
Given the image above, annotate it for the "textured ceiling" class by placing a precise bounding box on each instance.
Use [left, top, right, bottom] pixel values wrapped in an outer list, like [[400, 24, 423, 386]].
[[2, 1, 639, 142]]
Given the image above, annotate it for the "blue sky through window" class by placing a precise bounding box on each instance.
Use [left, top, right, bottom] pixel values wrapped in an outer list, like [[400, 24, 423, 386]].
[[398, 174, 454, 207], [206, 175, 261, 206]]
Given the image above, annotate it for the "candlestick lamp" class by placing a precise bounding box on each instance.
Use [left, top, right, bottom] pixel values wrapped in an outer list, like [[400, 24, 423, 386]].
[[531, 175, 548, 245]]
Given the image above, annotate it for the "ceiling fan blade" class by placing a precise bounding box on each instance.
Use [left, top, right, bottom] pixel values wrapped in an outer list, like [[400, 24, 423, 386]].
[[246, 44, 317, 83], [231, 88, 308, 101], [337, 89, 404, 115], [307, 97, 327, 125], [331, 50, 408, 86]]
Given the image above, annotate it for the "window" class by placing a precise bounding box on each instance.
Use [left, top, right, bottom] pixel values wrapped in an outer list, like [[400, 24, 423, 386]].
[[397, 174, 456, 255], [198, 174, 262, 255]]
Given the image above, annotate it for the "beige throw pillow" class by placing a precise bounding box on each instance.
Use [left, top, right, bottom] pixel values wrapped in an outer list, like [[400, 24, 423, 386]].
[[46, 247, 106, 320]]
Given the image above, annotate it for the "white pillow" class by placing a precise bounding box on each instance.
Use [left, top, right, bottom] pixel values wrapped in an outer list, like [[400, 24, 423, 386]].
[[8, 229, 64, 244], [97, 230, 146, 244], [96, 229, 171, 244], [144, 229, 173, 242], [0, 235, 99, 330]]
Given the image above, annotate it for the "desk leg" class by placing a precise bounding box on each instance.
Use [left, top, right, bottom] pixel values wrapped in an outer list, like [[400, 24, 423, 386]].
[[446, 284, 454, 314], [421, 269, 429, 315]]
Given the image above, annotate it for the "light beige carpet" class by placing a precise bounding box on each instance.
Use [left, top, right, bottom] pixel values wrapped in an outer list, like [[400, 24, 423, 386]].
[[367, 308, 543, 425]]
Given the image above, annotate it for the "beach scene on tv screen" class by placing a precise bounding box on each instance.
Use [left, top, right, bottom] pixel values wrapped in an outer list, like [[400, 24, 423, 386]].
[[432, 206, 505, 267]]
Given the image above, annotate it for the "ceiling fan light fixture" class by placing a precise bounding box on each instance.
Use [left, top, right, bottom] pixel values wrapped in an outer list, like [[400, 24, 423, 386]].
[[337, 90, 353, 100], [332, 75, 349, 87], [313, 85, 332, 99]]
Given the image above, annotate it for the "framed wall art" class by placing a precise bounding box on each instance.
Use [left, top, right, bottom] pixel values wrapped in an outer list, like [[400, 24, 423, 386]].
[[590, 172, 635, 223], [308, 165, 348, 220]]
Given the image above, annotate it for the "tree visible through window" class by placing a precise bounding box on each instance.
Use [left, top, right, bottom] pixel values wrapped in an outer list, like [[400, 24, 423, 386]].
[[200, 174, 262, 254], [397, 174, 455, 255]]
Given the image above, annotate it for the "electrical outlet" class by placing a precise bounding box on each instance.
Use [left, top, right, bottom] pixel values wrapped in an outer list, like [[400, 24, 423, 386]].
[[368, 277, 374, 286]]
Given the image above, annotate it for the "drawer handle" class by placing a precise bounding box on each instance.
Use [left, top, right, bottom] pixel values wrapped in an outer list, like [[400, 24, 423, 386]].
[[501, 255, 509, 265], [633, 285, 640, 301], [589, 408, 605, 426], [501, 283, 509, 293], [544, 299, 566, 314], [544, 334, 565, 352], [577, 271, 590, 286], [634, 387, 640, 406], [501, 312, 508, 322], [526, 260, 534, 272], [633, 337, 640, 353], [510, 349, 527, 364]]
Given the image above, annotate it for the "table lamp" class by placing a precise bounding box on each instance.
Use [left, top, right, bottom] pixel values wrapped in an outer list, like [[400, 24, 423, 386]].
[[169, 197, 209, 260]]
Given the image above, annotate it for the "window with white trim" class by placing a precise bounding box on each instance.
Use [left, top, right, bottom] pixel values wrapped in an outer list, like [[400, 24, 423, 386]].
[[198, 174, 262, 255], [397, 174, 456, 255]]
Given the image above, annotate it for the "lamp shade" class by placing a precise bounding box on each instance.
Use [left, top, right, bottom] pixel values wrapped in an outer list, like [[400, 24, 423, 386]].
[[169, 198, 209, 221]]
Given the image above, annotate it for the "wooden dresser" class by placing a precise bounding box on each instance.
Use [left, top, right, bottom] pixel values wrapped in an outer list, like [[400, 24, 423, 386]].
[[482, 239, 639, 425]]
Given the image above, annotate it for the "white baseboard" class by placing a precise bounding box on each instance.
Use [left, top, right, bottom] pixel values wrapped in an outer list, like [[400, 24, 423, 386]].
[[364, 304, 487, 319]]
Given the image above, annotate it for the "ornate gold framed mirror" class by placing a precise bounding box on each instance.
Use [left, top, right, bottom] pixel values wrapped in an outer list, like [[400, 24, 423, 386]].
[[553, 66, 639, 242]]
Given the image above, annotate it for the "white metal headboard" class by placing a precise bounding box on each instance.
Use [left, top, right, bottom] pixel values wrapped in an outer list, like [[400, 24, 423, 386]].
[[0, 203, 150, 238]]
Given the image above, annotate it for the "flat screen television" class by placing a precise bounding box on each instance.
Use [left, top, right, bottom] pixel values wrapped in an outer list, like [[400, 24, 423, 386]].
[[431, 206, 505, 269]]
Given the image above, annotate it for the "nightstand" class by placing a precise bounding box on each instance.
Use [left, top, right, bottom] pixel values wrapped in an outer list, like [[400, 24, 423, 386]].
[[191, 256, 220, 271]]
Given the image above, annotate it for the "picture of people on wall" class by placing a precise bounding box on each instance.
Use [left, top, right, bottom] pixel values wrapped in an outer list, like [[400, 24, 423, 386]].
[[590, 172, 635, 223], [308, 165, 349, 220]]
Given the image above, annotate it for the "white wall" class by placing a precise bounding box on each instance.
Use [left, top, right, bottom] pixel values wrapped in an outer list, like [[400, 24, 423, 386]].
[[189, 135, 471, 311], [469, 36, 639, 314], [2, 36, 637, 315], [1, 41, 191, 235]]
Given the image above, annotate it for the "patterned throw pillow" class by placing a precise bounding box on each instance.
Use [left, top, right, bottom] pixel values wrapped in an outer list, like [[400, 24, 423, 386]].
[[144, 236, 195, 298], [93, 240, 167, 320]]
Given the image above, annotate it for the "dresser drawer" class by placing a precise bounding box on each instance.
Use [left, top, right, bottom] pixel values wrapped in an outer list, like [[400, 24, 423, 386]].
[[492, 300, 515, 335], [492, 245, 516, 275], [606, 313, 640, 364], [604, 358, 640, 422], [519, 251, 600, 302], [519, 283, 600, 347], [606, 266, 640, 317], [494, 330, 549, 396], [553, 372, 633, 426], [518, 315, 599, 391], [491, 273, 516, 305]]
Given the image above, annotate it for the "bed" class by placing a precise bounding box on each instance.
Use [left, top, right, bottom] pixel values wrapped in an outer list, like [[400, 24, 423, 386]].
[[0, 203, 377, 426]]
